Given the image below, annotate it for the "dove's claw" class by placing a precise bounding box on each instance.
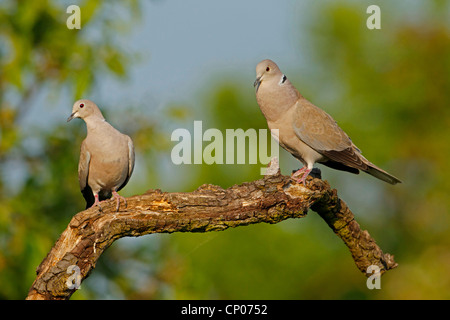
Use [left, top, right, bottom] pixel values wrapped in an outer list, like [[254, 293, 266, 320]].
[[291, 167, 312, 184], [91, 194, 103, 212], [112, 191, 127, 212]]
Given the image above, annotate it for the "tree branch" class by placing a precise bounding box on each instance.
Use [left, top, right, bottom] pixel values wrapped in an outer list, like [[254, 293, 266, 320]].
[[26, 171, 397, 300]]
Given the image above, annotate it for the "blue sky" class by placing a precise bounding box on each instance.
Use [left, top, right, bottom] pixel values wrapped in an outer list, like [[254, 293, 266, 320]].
[[98, 0, 301, 107]]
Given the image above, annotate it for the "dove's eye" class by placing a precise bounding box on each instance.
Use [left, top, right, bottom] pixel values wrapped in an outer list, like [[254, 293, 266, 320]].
[[266, 67, 270, 72], [80, 103, 84, 108]]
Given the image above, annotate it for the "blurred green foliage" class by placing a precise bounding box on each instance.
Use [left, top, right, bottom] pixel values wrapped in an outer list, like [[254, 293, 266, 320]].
[[1, 0, 449, 300]]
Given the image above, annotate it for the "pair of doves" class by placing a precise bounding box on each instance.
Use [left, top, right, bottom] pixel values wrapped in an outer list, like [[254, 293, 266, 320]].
[[68, 59, 400, 211]]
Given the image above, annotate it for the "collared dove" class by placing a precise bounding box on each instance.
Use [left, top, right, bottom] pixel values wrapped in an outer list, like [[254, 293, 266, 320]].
[[254, 59, 401, 185], [67, 99, 135, 211]]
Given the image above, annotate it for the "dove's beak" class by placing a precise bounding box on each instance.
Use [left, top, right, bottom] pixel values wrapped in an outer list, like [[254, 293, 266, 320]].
[[254, 76, 262, 93], [67, 112, 76, 122]]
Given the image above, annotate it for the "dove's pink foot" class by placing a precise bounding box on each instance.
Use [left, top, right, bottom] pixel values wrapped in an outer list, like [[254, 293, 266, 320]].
[[291, 167, 312, 184], [91, 194, 103, 212], [112, 191, 127, 212]]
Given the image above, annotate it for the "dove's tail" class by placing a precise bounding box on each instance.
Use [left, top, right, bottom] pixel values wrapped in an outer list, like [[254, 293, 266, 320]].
[[365, 164, 402, 185], [82, 186, 95, 209]]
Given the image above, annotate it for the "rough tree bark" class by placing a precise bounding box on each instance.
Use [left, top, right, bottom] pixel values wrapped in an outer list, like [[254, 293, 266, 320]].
[[26, 168, 397, 300]]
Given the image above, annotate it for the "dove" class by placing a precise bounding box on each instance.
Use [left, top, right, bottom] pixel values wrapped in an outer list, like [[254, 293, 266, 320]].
[[67, 99, 135, 211], [254, 59, 401, 185]]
